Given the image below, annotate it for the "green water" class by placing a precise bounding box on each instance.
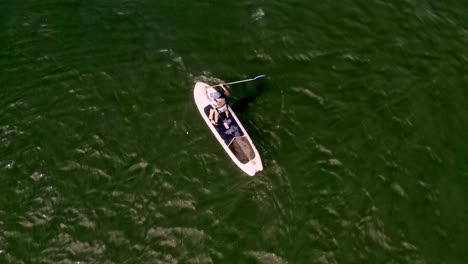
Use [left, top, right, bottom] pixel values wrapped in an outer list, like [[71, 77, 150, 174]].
[[1, 1, 467, 263]]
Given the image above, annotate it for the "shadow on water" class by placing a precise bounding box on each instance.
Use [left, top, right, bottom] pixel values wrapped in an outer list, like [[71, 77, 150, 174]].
[[230, 81, 269, 113]]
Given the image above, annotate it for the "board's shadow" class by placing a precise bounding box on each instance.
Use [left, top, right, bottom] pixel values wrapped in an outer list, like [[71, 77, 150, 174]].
[[230, 82, 268, 113]]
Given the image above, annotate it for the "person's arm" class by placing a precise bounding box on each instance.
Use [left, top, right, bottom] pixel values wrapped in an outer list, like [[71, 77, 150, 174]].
[[220, 83, 230, 97], [209, 108, 216, 124]]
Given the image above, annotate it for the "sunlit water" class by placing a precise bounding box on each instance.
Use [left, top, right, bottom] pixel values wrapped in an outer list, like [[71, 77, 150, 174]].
[[1, 1, 467, 263]]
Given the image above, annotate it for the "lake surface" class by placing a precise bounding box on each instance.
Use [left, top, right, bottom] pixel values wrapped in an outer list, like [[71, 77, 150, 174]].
[[1, 0, 467, 263]]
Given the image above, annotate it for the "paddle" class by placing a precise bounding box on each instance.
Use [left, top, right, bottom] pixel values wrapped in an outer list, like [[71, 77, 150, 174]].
[[219, 112, 230, 129], [209, 74, 266, 88]]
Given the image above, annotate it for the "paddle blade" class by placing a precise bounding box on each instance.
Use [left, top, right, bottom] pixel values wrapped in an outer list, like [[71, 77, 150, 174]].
[[253, 74, 266, 80]]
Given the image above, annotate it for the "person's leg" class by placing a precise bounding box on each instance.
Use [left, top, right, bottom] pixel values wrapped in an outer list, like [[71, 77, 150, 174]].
[[214, 110, 219, 124]]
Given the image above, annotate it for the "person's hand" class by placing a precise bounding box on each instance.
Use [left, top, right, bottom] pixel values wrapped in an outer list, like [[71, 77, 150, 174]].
[[221, 83, 230, 96]]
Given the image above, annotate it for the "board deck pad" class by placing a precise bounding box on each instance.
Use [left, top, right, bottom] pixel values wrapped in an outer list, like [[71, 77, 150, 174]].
[[228, 136, 255, 164], [204, 105, 244, 145]]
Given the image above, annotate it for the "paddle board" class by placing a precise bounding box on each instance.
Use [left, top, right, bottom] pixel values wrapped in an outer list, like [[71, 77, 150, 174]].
[[193, 81, 263, 176]]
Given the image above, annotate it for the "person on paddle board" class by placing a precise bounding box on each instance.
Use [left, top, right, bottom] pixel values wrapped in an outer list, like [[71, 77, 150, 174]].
[[208, 83, 230, 127]]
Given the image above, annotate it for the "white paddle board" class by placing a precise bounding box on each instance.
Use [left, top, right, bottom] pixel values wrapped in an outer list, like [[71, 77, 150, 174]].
[[194, 81, 263, 176]]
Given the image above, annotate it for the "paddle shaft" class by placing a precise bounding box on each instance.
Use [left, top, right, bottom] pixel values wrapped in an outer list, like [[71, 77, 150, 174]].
[[219, 110, 230, 129], [210, 74, 265, 88]]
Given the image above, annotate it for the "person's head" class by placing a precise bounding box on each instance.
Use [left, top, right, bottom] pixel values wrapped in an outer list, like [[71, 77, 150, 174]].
[[209, 91, 222, 99]]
